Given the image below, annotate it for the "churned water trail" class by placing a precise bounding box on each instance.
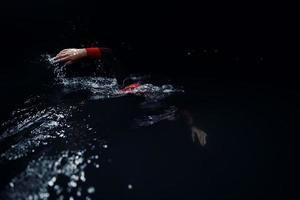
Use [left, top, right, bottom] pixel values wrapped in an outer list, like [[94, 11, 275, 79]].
[[0, 53, 185, 199]]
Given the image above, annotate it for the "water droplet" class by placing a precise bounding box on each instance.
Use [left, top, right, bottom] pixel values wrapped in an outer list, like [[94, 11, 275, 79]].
[[75, 157, 83, 165], [68, 180, 77, 188], [71, 175, 79, 181], [87, 187, 95, 194], [80, 171, 86, 182], [48, 176, 57, 187]]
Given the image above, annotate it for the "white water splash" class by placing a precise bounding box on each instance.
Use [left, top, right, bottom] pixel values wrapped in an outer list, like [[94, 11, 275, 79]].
[[0, 106, 75, 161], [3, 150, 92, 200], [41, 53, 183, 101], [0, 53, 186, 199]]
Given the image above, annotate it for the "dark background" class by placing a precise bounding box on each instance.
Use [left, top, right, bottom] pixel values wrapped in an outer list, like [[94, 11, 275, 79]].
[[0, 1, 295, 118], [0, 0, 294, 199]]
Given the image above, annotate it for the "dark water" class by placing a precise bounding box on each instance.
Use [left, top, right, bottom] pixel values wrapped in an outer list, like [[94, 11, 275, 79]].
[[0, 1, 294, 200]]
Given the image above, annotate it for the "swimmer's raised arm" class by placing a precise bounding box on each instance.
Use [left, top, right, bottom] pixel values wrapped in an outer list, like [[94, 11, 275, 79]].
[[53, 47, 112, 65]]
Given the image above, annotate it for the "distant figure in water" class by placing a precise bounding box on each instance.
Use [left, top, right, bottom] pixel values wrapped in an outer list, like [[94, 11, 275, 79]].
[[53, 47, 207, 146]]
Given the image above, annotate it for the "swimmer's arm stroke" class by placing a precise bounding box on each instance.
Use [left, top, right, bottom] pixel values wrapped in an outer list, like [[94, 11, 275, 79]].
[[180, 109, 207, 146], [53, 47, 112, 65]]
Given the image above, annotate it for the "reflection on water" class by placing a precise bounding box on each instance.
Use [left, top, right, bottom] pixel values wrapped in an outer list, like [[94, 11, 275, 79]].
[[0, 54, 201, 199]]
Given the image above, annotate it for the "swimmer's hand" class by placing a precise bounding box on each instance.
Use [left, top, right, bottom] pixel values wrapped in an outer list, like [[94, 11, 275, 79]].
[[53, 48, 87, 65], [191, 126, 207, 146]]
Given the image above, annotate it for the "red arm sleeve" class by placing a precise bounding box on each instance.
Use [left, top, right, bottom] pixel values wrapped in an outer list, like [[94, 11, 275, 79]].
[[85, 47, 102, 58], [85, 47, 112, 58]]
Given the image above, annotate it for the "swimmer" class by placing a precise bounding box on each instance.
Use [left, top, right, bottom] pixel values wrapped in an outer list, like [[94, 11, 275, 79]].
[[54, 47, 207, 146]]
